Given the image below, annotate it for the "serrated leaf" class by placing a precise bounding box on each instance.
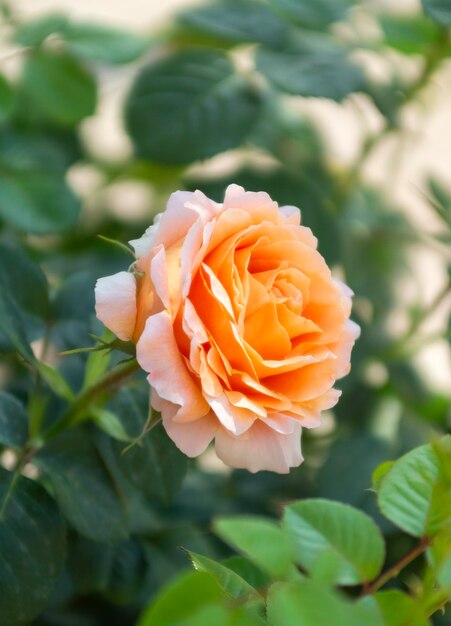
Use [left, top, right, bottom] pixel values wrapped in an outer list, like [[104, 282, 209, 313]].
[[125, 48, 261, 164], [267, 580, 383, 626], [372, 461, 395, 490], [63, 23, 148, 64], [283, 499, 385, 585], [256, 42, 364, 101], [377, 439, 451, 537], [21, 49, 96, 125], [35, 428, 128, 542], [137, 571, 222, 626], [0, 392, 28, 449], [422, 0, 451, 25], [178, 0, 288, 47], [214, 516, 294, 579], [375, 590, 429, 626], [188, 551, 262, 601], [0, 468, 66, 626]]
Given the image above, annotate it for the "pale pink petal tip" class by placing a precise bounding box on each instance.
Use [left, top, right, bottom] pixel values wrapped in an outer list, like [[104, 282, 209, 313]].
[[94, 271, 137, 341], [215, 422, 303, 474]]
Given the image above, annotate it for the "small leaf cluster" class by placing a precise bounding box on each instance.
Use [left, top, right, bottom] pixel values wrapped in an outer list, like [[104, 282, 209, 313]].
[[139, 438, 451, 626]]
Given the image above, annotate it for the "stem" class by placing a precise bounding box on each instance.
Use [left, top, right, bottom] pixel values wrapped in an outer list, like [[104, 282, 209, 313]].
[[364, 537, 430, 595], [32, 358, 140, 446]]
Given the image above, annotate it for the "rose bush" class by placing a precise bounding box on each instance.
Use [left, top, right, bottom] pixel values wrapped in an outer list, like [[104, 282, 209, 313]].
[[95, 185, 360, 472]]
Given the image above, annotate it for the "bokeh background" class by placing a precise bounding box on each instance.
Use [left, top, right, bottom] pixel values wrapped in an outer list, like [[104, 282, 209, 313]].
[[0, 0, 450, 624]]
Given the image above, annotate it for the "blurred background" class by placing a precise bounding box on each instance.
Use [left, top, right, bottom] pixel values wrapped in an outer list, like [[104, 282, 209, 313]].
[[0, 0, 450, 624]]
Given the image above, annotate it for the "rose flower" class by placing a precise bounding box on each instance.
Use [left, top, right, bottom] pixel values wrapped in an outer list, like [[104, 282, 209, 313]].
[[95, 185, 360, 473]]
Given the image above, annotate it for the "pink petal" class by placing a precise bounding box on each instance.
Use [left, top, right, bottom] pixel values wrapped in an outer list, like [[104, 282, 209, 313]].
[[136, 311, 210, 422], [279, 204, 301, 225], [207, 392, 258, 435], [94, 271, 137, 341], [215, 420, 303, 473], [162, 407, 218, 457]]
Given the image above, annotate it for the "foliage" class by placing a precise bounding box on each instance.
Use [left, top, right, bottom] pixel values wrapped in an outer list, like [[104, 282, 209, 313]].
[[0, 0, 449, 624], [137, 439, 451, 625]]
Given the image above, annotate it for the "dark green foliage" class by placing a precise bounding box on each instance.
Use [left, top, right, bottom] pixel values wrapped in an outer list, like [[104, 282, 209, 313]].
[[125, 48, 261, 164], [0, 468, 66, 626]]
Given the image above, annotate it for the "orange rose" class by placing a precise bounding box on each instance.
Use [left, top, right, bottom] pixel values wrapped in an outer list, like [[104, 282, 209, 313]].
[[95, 185, 359, 473]]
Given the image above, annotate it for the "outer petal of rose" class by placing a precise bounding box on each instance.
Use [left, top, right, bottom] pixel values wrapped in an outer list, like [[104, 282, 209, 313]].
[[136, 311, 210, 422], [215, 421, 303, 474], [95, 271, 137, 341], [279, 204, 301, 225], [207, 392, 257, 435], [163, 409, 218, 457], [332, 319, 361, 378], [155, 190, 219, 249]]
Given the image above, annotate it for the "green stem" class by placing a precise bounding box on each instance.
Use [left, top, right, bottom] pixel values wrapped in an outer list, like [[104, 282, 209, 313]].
[[364, 537, 430, 595], [32, 358, 140, 447]]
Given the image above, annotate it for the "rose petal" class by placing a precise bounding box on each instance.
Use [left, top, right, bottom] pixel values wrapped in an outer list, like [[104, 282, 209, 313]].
[[136, 310, 210, 422], [95, 271, 137, 341], [163, 408, 218, 457], [215, 421, 303, 473], [207, 392, 257, 435]]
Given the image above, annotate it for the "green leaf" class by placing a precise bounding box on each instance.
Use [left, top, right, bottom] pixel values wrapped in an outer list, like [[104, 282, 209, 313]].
[[0, 168, 80, 234], [21, 50, 97, 125], [91, 406, 133, 442], [267, 0, 355, 29], [422, 0, 451, 25], [36, 361, 75, 401], [222, 555, 270, 590], [0, 73, 13, 123], [213, 516, 294, 579], [178, 0, 288, 47], [380, 14, 441, 55], [375, 590, 429, 626], [0, 287, 35, 362], [83, 347, 111, 389], [178, 605, 265, 626], [63, 23, 148, 64], [188, 551, 262, 601], [0, 468, 66, 626], [14, 13, 69, 46], [108, 389, 188, 503], [125, 48, 261, 164], [372, 461, 395, 491], [36, 428, 128, 542], [0, 392, 28, 449], [376, 439, 451, 537], [137, 571, 222, 626], [0, 241, 49, 319], [256, 41, 364, 101], [283, 499, 385, 585], [267, 580, 383, 626]]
